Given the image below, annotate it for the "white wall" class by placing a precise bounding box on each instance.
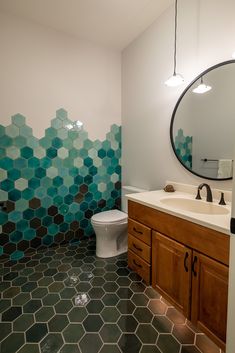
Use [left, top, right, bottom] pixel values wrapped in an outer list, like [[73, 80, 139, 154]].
[[0, 12, 121, 139], [122, 0, 235, 191], [122, 1, 235, 352]]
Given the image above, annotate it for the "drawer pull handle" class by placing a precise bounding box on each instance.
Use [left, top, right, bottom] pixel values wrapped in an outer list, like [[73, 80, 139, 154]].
[[133, 260, 142, 268], [133, 243, 143, 252], [133, 227, 143, 235], [192, 256, 198, 277], [184, 252, 189, 272]]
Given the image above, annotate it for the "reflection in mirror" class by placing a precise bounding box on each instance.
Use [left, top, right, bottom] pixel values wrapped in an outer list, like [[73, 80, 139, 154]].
[[171, 61, 235, 180]]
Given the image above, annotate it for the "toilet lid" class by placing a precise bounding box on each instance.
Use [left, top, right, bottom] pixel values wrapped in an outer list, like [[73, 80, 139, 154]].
[[91, 210, 127, 224]]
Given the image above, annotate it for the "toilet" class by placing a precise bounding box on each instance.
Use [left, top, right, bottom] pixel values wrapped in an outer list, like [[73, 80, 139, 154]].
[[91, 186, 147, 258]]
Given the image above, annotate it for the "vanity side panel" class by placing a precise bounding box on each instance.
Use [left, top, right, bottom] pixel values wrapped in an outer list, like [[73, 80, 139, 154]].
[[128, 200, 230, 266]]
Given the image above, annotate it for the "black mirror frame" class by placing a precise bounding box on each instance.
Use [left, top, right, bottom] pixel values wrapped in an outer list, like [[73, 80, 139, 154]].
[[170, 59, 235, 181]]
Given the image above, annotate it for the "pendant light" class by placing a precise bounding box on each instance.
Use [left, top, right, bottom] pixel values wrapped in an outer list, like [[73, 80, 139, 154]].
[[165, 0, 184, 87], [192, 76, 212, 94]]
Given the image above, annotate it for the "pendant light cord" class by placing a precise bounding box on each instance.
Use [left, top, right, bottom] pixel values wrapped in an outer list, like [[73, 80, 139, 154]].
[[173, 0, 178, 75]]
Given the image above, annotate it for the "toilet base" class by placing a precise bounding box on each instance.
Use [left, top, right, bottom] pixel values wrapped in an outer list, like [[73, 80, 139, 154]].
[[96, 245, 127, 259], [93, 221, 128, 259]]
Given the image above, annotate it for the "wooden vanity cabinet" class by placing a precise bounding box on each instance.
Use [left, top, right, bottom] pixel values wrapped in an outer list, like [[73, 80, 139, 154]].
[[128, 200, 230, 351], [152, 232, 192, 318]]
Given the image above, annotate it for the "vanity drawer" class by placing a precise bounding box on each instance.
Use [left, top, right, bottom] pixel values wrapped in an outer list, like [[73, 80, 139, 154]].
[[128, 234, 151, 263], [128, 250, 150, 284], [128, 219, 151, 245]]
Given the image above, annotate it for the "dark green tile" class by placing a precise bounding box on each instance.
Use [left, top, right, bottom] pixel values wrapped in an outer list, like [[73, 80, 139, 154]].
[[118, 334, 141, 353], [100, 324, 121, 343], [1, 332, 25, 353], [136, 324, 158, 344], [133, 307, 153, 323], [17, 344, 40, 353], [68, 307, 88, 323], [23, 300, 42, 313], [117, 300, 135, 315], [60, 344, 81, 353], [26, 323, 48, 342], [63, 324, 85, 343], [157, 334, 181, 353], [13, 293, 31, 306], [42, 294, 60, 306], [54, 300, 73, 314], [35, 307, 55, 322], [48, 314, 69, 332], [79, 333, 102, 353], [99, 346, 121, 353], [101, 307, 120, 323], [83, 315, 103, 332], [40, 333, 63, 353], [2, 306, 22, 321], [117, 315, 138, 333], [13, 314, 34, 331], [140, 346, 161, 353], [86, 299, 104, 314], [0, 322, 12, 341]]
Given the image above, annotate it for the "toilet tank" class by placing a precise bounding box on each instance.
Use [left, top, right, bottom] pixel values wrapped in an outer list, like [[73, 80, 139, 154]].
[[122, 185, 148, 213]]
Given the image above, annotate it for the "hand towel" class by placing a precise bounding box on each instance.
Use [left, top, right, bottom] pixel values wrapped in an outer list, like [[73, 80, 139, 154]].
[[218, 159, 233, 178]]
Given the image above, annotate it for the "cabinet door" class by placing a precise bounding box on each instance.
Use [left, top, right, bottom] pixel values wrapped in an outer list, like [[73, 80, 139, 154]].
[[152, 231, 192, 318], [191, 251, 228, 349]]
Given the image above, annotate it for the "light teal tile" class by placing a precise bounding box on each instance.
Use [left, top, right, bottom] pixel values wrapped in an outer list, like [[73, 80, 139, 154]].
[[12, 114, 26, 127], [6, 124, 19, 138]]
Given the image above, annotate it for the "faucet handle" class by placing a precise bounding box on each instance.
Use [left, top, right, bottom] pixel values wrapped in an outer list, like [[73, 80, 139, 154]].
[[219, 192, 226, 205], [195, 189, 202, 200]]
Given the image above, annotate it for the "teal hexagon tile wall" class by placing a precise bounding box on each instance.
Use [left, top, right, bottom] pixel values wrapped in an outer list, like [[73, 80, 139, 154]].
[[174, 129, 192, 169], [0, 109, 121, 260]]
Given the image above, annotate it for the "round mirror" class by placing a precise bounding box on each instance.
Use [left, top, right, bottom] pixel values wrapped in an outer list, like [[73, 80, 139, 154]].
[[170, 60, 235, 180]]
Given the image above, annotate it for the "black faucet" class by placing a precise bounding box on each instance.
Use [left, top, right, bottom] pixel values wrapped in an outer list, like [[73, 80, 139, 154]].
[[195, 183, 213, 202]]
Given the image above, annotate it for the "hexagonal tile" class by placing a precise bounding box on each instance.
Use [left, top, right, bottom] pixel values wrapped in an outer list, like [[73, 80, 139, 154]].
[[101, 307, 120, 323], [133, 307, 153, 323], [35, 306, 55, 322], [86, 299, 104, 314], [13, 314, 34, 331], [79, 333, 102, 353], [2, 306, 22, 321], [68, 307, 88, 322], [136, 324, 158, 344], [117, 315, 138, 333], [100, 323, 121, 343], [48, 314, 69, 332], [83, 314, 104, 332], [40, 333, 63, 353], [157, 334, 181, 353], [63, 323, 85, 343], [26, 323, 48, 342], [118, 333, 141, 353], [1, 332, 25, 353]]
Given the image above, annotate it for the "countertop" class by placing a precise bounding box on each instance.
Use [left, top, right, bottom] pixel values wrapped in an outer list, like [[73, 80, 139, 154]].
[[126, 190, 231, 235]]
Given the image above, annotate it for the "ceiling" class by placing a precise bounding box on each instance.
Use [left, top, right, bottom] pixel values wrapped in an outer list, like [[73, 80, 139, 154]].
[[0, 0, 173, 50]]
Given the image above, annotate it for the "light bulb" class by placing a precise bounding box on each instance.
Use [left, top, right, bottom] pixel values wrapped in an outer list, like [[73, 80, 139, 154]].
[[165, 73, 184, 87], [192, 83, 212, 94]]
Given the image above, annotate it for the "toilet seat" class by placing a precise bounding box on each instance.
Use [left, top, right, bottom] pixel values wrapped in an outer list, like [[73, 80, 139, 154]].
[[91, 210, 127, 225]]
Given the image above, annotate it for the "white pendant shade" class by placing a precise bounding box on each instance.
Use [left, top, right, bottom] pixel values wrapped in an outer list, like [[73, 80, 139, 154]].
[[165, 73, 184, 87], [192, 82, 211, 94]]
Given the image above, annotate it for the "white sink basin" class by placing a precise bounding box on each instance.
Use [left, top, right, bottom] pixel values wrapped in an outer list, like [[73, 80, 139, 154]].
[[160, 197, 229, 215]]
